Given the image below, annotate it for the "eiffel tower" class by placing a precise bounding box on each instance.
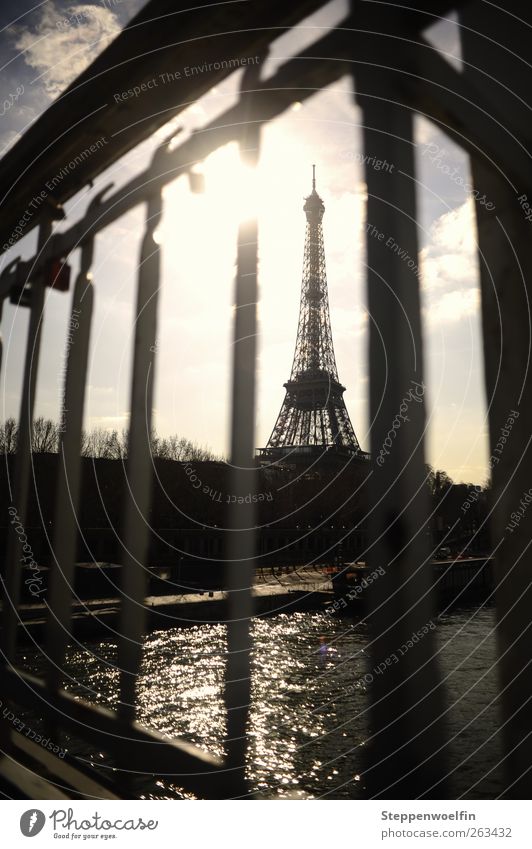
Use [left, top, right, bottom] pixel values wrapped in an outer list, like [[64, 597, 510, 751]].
[[259, 167, 365, 469]]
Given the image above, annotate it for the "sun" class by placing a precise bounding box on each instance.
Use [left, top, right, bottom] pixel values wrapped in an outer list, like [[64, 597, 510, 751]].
[[188, 130, 317, 228], [196, 143, 260, 223]]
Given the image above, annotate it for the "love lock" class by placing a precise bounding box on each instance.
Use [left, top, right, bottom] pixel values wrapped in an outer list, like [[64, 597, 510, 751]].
[[44, 255, 71, 291]]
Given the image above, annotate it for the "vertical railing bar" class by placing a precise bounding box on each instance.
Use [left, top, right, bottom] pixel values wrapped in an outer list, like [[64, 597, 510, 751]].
[[1, 218, 52, 665], [45, 238, 95, 694], [222, 58, 265, 797], [223, 179, 263, 803], [117, 190, 161, 723], [355, 70, 448, 797], [0, 297, 4, 375], [459, 5, 532, 796], [224, 213, 259, 794]]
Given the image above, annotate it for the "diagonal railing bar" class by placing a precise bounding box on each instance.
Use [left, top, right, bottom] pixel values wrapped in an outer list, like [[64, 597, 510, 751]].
[[0, 24, 352, 285], [223, 215, 259, 793], [2, 10, 530, 298], [0, 0, 338, 247], [4, 666, 225, 797]]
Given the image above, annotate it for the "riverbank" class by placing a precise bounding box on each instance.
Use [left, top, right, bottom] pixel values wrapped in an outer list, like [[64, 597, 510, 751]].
[[4, 558, 495, 643], [7, 567, 334, 642]]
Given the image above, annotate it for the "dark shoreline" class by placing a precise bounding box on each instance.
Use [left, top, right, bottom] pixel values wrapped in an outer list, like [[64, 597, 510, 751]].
[[4, 557, 494, 644], [7, 570, 334, 643]]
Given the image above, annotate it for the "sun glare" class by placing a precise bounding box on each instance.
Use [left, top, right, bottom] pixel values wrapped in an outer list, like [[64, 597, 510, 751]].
[[198, 143, 260, 224], [194, 133, 315, 228]]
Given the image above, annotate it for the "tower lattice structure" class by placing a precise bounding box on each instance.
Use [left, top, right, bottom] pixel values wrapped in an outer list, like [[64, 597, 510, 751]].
[[262, 167, 362, 464]]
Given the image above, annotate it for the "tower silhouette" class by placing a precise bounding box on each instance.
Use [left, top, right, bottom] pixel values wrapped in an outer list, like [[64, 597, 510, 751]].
[[259, 167, 364, 468]]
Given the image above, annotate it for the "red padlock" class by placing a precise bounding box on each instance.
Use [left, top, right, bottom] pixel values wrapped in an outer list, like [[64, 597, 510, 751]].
[[46, 256, 71, 291]]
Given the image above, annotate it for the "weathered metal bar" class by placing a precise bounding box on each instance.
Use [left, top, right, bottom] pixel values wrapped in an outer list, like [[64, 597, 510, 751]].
[[0, 0, 336, 249], [0, 297, 4, 374], [3, 3, 530, 271], [4, 666, 224, 797], [117, 189, 162, 723], [2, 0, 529, 802], [223, 64, 262, 792], [4, 11, 530, 301], [1, 219, 52, 664], [9, 733, 119, 799], [45, 232, 95, 693], [346, 2, 532, 193], [224, 212, 259, 794], [356, 72, 448, 796], [0, 26, 352, 291], [393, 38, 532, 194]]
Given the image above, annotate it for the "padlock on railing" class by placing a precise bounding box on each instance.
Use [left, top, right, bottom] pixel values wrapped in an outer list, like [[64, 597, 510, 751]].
[[44, 256, 71, 292], [9, 254, 71, 306]]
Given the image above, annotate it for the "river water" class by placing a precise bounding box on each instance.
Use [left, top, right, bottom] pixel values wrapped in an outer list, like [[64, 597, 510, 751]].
[[21, 605, 503, 798]]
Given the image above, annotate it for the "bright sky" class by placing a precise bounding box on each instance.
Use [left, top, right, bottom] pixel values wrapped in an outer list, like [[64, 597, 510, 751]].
[[0, 1, 490, 483]]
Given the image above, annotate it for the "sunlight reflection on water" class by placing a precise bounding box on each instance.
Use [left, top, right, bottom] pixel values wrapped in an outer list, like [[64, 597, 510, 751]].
[[46, 607, 503, 798]]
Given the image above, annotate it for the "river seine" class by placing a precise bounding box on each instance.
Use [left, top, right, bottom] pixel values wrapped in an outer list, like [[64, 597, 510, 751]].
[[21, 605, 502, 798]]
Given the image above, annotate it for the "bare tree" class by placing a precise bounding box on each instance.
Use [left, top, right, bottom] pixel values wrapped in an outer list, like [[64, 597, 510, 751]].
[[80, 428, 91, 457], [106, 429, 124, 459], [0, 417, 18, 454], [1, 417, 223, 462], [149, 432, 222, 462], [433, 469, 453, 497], [83, 427, 108, 458], [185, 440, 221, 461], [32, 417, 59, 453]]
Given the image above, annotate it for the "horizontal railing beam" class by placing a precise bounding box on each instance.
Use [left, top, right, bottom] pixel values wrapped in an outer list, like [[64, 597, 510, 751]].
[[0, 29, 352, 286], [2, 15, 530, 292], [2, 731, 119, 799], [0, 0, 332, 249], [5, 666, 229, 797]]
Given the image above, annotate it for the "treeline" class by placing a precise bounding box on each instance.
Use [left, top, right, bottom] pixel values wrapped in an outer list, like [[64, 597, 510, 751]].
[[425, 464, 488, 496], [425, 464, 491, 551], [0, 417, 222, 462]]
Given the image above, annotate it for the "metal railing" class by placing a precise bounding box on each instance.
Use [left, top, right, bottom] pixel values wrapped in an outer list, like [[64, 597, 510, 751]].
[[0, 0, 531, 799]]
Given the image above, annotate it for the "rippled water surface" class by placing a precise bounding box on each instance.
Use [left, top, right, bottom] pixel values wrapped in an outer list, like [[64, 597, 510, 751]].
[[22, 607, 502, 798]]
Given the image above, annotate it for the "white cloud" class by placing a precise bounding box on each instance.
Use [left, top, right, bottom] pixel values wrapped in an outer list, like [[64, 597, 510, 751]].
[[11, 3, 121, 99], [420, 198, 480, 324], [86, 384, 115, 396], [427, 288, 480, 324], [430, 200, 476, 254], [422, 250, 476, 292], [87, 414, 129, 428]]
